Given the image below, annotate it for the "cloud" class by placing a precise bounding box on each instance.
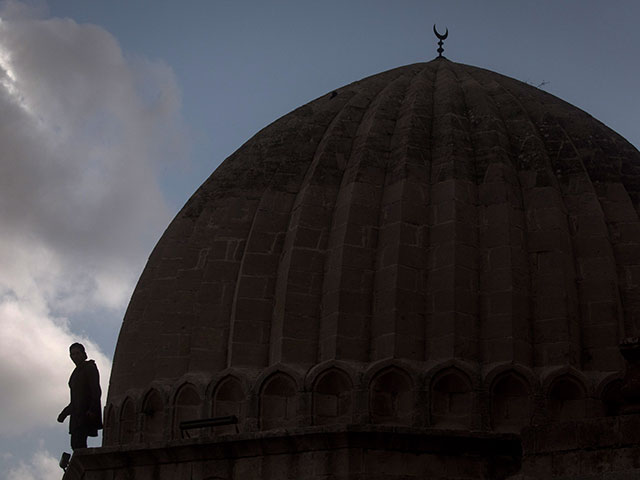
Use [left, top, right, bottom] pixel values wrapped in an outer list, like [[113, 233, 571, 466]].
[[0, 0, 186, 440], [0, 298, 111, 435], [0, 7, 184, 302], [6, 449, 60, 480]]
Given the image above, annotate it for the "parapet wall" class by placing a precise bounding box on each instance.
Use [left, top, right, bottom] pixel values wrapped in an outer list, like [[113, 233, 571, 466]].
[[65, 426, 522, 480], [510, 414, 640, 479]]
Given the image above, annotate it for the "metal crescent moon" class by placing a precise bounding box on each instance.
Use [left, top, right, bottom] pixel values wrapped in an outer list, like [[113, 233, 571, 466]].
[[433, 24, 448, 40]]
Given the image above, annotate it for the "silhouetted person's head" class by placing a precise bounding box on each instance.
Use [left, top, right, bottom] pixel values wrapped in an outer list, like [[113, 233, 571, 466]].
[[69, 343, 87, 366]]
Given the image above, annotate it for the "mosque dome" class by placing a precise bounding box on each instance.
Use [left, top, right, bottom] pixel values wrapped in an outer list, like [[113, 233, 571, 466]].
[[104, 58, 640, 445]]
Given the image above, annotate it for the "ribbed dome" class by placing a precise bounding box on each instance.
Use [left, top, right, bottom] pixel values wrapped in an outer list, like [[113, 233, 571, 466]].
[[105, 58, 640, 442]]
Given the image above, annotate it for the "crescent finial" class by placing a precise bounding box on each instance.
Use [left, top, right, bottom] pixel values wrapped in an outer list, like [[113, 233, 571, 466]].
[[433, 24, 448, 40], [433, 24, 449, 58]]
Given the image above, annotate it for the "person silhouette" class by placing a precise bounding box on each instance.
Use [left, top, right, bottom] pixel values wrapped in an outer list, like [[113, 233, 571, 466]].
[[57, 343, 103, 450]]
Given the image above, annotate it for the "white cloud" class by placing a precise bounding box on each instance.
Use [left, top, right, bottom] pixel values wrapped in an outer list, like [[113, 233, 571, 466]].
[[0, 298, 111, 435], [6, 449, 60, 480], [0, 0, 186, 442]]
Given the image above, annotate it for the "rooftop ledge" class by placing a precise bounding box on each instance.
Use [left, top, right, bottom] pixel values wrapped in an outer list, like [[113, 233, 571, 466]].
[[65, 425, 522, 474]]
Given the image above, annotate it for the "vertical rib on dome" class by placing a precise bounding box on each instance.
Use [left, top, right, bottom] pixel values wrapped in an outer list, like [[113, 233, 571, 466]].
[[268, 87, 368, 365], [321, 70, 418, 362], [370, 65, 434, 361], [454, 65, 533, 367]]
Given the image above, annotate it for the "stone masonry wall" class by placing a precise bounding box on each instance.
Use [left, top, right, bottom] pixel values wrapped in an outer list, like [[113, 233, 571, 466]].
[[65, 426, 521, 480]]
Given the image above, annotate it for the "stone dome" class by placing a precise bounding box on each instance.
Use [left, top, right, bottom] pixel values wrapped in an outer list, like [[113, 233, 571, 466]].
[[104, 58, 640, 444]]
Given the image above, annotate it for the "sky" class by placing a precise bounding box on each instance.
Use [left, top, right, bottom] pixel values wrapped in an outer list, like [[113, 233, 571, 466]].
[[0, 1, 638, 478]]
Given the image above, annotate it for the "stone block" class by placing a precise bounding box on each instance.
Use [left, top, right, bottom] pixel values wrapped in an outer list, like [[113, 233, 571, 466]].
[[235, 298, 274, 322], [487, 245, 513, 270], [527, 229, 571, 254], [601, 204, 637, 225], [534, 341, 578, 367], [233, 456, 263, 479], [394, 333, 424, 361], [551, 450, 581, 476], [534, 268, 571, 296], [578, 279, 617, 303], [341, 245, 374, 270], [333, 335, 367, 361], [242, 253, 280, 276], [203, 260, 240, 282], [237, 276, 270, 299], [582, 324, 619, 349], [431, 242, 456, 268], [400, 223, 418, 245], [480, 222, 510, 248], [614, 244, 640, 265], [397, 244, 428, 269], [580, 448, 615, 475], [525, 186, 563, 209], [583, 346, 623, 371], [481, 314, 515, 339], [618, 414, 640, 446], [579, 256, 617, 280], [573, 235, 611, 258], [584, 301, 618, 326], [529, 207, 568, 231], [482, 267, 513, 293], [232, 320, 269, 344], [395, 265, 420, 292], [618, 222, 640, 243], [479, 181, 511, 205], [229, 342, 269, 367], [348, 203, 381, 228], [283, 292, 320, 318], [279, 337, 316, 364], [534, 422, 579, 453], [372, 333, 395, 360], [247, 232, 277, 253], [299, 204, 333, 229], [577, 417, 619, 450], [534, 295, 567, 320], [429, 180, 454, 204]]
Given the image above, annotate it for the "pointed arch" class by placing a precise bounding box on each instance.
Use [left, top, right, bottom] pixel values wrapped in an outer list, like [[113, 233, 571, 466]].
[[259, 372, 298, 430], [141, 389, 165, 442], [490, 371, 531, 432], [212, 376, 244, 434], [547, 374, 587, 421], [312, 367, 353, 425], [173, 383, 202, 438], [103, 404, 116, 445], [369, 366, 413, 425], [119, 397, 136, 444], [430, 367, 473, 429]]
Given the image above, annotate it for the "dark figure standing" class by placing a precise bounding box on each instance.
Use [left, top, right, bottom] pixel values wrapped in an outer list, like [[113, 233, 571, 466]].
[[57, 343, 103, 450]]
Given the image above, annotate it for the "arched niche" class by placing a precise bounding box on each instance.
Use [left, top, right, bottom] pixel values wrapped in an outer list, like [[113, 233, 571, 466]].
[[260, 373, 298, 431], [431, 369, 472, 429], [491, 372, 531, 432], [119, 397, 136, 444], [313, 368, 353, 425], [173, 383, 202, 438], [370, 367, 413, 425], [141, 389, 164, 442], [548, 375, 586, 421], [212, 376, 244, 434], [103, 404, 116, 445]]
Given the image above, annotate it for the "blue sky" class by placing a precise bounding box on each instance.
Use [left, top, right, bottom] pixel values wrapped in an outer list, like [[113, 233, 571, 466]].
[[1, 1, 639, 478]]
